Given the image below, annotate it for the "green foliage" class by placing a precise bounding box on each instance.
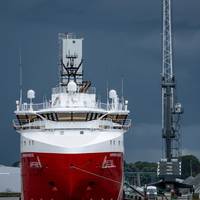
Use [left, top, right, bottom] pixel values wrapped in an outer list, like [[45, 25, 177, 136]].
[[181, 155, 200, 179], [0, 193, 20, 197], [125, 155, 200, 184], [124, 161, 158, 185], [124, 161, 157, 172], [134, 161, 157, 172], [12, 161, 20, 167], [192, 193, 199, 200]]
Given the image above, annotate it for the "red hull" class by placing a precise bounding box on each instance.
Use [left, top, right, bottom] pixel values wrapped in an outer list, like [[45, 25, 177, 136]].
[[21, 152, 124, 200]]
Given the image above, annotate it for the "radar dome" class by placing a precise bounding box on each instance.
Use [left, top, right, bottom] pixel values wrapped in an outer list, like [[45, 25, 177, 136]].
[[109, 89, 117, 99], [27, 90, 35, 99], [67, 80, 77, 93]]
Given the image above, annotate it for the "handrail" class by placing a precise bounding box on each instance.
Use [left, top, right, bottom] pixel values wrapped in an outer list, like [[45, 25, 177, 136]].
[[16, 102, 126, 112], [13, 118, 131, 131], [52, 86, 96, 95], [13, 119, 46, 130], [18, 102, 51, 111]]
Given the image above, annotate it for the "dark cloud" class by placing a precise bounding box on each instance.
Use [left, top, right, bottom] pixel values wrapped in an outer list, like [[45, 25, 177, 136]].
[[0, 0, 199, 164]]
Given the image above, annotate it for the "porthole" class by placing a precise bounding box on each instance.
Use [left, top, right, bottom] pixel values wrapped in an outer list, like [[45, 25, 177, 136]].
[[118, 140, 120, 146], [110, 140, 112, 145], [113, 140, 115, 145]]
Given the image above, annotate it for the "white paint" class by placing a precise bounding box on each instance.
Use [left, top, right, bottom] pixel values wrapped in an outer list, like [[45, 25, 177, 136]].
[[51, 92, 96, 108], [20, 129, 124, 154], [0, 166, 20, 193]]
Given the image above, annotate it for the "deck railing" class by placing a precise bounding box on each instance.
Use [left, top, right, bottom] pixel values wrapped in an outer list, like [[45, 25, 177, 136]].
[[13, 118, 131, 131], [13, 119, 46, 130], [17, 101, 125, 112], [19, 102, 51, 111], [52, 86, 96, 95]]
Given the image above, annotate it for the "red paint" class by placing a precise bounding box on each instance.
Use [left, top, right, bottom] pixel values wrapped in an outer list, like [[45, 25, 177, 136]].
[[21, 152, 124, 200]]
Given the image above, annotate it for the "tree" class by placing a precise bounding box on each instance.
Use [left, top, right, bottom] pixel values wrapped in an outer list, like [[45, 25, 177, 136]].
[[12, 161, 20, 167], [181, 155, 200, 179]]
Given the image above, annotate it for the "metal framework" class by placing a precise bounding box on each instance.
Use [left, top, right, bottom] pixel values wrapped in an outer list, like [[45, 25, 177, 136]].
[[161, 0, 183, 162], [162, 0, 173, 83], [58, 33, 83, 86], [57, 33, 92, 93]]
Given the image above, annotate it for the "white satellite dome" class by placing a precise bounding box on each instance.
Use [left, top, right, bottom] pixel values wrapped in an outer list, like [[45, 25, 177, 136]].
[[109, 89, 117, 99], [27, 89, 35, 99], [67, 80, 77, 93]]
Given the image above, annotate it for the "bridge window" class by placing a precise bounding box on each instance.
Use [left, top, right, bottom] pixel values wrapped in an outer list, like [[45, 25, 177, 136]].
[[73, 113, 87, 121], [57, 113, 71, 121]]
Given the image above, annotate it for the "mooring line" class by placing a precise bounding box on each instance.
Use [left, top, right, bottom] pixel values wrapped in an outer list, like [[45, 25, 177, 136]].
[[71, 165, 121, 184]]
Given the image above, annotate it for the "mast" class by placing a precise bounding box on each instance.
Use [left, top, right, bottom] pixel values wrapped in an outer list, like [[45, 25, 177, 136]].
[[58, 33, 83, 86], [162, 0, 175, 162], [19, 48, 23, 107], [58, 33, 91, 92]]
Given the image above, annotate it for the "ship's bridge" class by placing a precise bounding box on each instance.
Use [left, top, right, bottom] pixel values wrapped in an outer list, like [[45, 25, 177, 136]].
[[13, 83, 131, 131]]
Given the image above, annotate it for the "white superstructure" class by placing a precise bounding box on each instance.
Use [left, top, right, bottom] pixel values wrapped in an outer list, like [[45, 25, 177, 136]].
[[14, 82, 130, 154]]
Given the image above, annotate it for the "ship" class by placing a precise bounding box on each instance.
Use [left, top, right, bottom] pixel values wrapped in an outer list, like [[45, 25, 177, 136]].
[[13, 33, 131, 200]]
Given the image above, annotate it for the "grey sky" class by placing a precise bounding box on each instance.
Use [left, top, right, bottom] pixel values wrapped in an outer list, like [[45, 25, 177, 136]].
[[0, 0, 200, 164]]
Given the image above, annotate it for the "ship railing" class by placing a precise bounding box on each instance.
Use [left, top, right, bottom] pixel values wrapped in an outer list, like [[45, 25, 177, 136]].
[[13, 119, 46, 130], [50, 102, 110, 110], [52, 86, 96, 95], [18, 102, 51, 112], [98, 118, 132, 130], [115, 119, 132, 130], [17, 101, 126, 112], [52, 102, 126, 111], [13, 118, 131, 131], [97, 118, 113, 129], [97, 102, 126, 111], [96, 102, 108, 110], [59, 33, 79, 39]]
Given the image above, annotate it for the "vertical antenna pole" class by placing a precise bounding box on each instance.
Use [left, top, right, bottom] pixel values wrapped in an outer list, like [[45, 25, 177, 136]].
[[121, 78, 124, 101], [19, 48, 23, 107], [106, 81, 109, 110]]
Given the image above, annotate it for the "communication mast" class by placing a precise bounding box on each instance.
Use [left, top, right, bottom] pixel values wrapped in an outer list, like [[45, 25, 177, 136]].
[[157, 0, 183, 182], [58, 33, 91, 92]]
